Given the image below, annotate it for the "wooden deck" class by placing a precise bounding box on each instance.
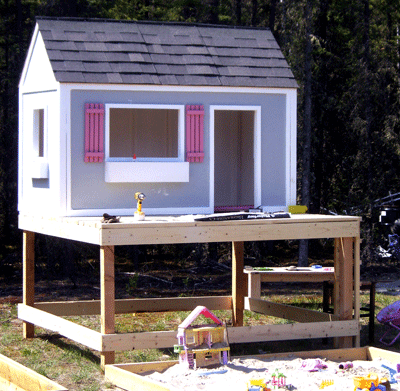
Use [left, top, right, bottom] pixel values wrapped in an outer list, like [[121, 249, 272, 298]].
[[18, 213, 361, 369]]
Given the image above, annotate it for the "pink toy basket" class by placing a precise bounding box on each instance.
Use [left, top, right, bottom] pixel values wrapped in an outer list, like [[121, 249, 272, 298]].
[[377, 300, 400, 346]]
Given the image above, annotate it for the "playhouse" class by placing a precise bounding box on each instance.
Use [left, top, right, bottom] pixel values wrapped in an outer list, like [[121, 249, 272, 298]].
[[18, 17, 298, 217], [174, 306, 230, 369], [16, 17, 362, 370]]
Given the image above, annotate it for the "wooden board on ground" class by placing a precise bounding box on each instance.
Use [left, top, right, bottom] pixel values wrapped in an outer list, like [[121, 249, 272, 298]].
[[104, 347, 400, 391], [0, 353, 67, 391]]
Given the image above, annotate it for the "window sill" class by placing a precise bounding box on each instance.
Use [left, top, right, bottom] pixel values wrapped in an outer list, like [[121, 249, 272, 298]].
[[105, 161, 190, 183], [31, 160, 49, 179]]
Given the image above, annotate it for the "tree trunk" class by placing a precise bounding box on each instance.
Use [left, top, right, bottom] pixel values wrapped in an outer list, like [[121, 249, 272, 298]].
[[269, 0, 278, 32], [234, 0, 242, 25], [251, 0, 258, 26], [209, 0, 220, 24], [298, 0, 313, 267]]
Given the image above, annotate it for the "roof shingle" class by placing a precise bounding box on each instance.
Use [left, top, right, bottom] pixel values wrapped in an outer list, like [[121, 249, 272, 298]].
[[36, 17, 298, 88]]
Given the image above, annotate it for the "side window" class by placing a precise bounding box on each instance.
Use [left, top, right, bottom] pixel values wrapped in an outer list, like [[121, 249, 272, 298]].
[[33, 109, 45, 158], [31, 107, 49, 179]]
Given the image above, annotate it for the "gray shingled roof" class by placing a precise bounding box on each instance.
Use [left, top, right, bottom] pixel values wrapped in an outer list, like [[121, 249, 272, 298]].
[[35, 17, 298, 88]]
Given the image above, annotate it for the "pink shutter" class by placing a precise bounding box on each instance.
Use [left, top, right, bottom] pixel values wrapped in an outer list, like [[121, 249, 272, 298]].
[[186, 105, 204, 163], [84, 103, 104, 163]]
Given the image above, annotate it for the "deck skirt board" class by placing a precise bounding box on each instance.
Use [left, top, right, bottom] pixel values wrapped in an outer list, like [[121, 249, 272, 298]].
[[19, 214, 361, 246]]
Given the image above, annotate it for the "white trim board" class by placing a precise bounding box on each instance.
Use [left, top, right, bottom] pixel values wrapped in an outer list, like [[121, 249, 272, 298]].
[[65, 83, 297, 94], [286, 89, 297, 206]]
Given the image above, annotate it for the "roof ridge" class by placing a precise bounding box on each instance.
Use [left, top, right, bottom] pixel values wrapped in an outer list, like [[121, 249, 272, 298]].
[[35, 16, 271, 32]]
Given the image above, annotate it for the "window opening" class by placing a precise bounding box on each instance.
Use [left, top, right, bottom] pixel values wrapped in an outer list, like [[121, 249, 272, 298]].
[[33, 109, 45, 158], [109, 108, 179, 160]]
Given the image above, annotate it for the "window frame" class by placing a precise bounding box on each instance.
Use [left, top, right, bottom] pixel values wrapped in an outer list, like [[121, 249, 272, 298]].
[[105, 103, 185, 163]]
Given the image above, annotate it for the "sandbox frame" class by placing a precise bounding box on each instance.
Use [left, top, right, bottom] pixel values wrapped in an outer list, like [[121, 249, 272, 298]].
[[17, 213, 361, 369], [104, 347, 400, 391], [0, 353, 67, 391]]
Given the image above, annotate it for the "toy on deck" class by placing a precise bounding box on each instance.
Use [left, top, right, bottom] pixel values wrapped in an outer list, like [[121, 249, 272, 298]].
[[174, 306, 230, 370], [288, 205, 308, 214], [134, 192, 146, 221]]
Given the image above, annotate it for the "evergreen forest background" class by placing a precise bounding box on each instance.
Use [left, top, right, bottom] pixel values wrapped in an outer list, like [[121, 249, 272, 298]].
[[1, 0, 400, 274]]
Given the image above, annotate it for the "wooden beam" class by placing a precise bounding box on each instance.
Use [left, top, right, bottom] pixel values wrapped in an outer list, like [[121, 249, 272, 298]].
[[18, 304, 102, 351], [227, 320, 359, 344], [100, 220, 360, 246], [101, 320, 359, 351], [34, 296, 232, 317], [17, 302, 359, 353], [367, 346, 400, 362], [19, 214, 361, 246], [108, 360, 177, 375], [18, 214, 101, 245], [100, 245, 115, 368], [232, 241, 245, 327], [0, 353, 68, 391], [258, 271, 334, 283], [245, 297, 338, 322], [105, 364, 172, 391], [22, 231, 35, 339], [102, 330, 178, 351]]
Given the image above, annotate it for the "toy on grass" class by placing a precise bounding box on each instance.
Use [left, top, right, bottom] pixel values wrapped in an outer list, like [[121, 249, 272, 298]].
[[174, 306, 230, 370], [134, 192, 146, 220]]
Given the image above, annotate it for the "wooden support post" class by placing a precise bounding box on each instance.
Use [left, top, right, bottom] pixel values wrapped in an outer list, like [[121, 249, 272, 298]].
[[334, 237, 354, 348], [100, 245, 115, 369], [248, 273, 261, 299], [354, 235, 361, 347], [23, 231, 35, 338], [368, 282, 376, 343], [232, 241, 245, 327]]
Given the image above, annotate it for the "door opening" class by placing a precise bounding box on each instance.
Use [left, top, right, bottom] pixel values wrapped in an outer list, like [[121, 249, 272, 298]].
[[214, 110, 255, 212]]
